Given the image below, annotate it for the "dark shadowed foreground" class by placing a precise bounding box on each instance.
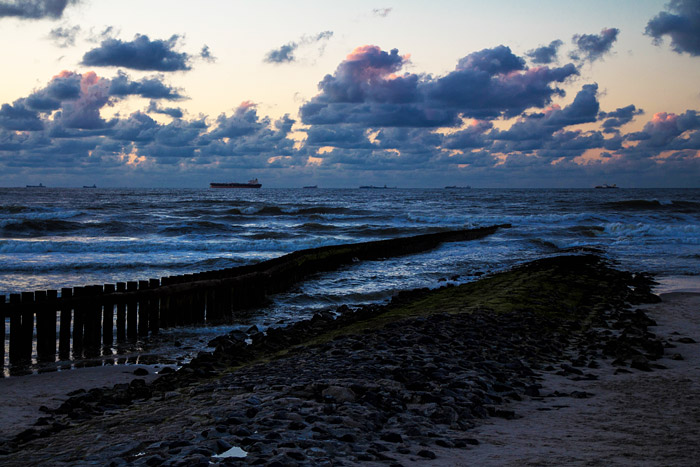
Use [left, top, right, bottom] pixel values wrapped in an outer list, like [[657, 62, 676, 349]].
[[1, 255, 696, 466]]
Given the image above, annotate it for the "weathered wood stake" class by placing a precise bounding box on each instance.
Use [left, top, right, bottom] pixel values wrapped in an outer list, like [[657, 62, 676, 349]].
[[72, 286, 85, 356], [148, 278, 160, 334], [20, 292, 34, 362], [116, 282, 126, 341], [9, 294, 21, 365], [59, 288, 72, 359], [126, 281, 138, 339], [35, 290, 56, 362], [103, 284, 115, 349], [138, 280, 149, 337]]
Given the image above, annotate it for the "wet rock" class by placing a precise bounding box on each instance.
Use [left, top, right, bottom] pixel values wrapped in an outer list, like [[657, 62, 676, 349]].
[[418, 449, 437, 459], [380, 433, 403, 443], [321, 386, 356, 403], [630, 354, 652, 372]]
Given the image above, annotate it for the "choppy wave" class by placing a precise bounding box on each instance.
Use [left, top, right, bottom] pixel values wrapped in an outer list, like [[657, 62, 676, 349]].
[[0, 187, 698, 297], [1, 219, 84, 236], [604, 199, 700, 213]]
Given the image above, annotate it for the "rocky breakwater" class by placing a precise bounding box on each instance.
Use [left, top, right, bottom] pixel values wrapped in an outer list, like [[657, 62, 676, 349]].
[[0, 254, 667, 466]]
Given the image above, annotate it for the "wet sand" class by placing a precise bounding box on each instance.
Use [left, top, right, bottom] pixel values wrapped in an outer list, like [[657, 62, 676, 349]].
[[0, 364, 161, 439]]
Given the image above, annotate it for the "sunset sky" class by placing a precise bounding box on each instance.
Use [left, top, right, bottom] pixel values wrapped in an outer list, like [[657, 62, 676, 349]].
[[1, 0, 699, 187]]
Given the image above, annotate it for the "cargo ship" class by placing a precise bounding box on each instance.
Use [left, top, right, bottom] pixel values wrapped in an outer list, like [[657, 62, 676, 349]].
[[210, 178, 262, 189]]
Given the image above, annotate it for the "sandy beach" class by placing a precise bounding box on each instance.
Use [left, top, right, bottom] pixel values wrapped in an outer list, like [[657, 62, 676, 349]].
[[440, 292, 700, 466], [0, 364, 162, 439], [0, 256, 698, 465]]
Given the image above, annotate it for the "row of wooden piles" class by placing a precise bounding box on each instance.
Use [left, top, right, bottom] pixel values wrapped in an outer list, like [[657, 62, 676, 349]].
[[0, 225, 506, 370]]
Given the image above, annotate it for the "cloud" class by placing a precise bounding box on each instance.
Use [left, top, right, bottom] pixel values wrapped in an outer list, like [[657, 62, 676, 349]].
[[372, 8, 392, 18], [0, 100, 44, 131], [264, 31, 333, 64], [265, 43, 296, 64], [86, 25, 117, 43], [200, 45, 216, 63], [0, 70, 183, 135], [48, 24, 80, 47], [0, 74, 300, 183], [626, 110, 700, 149], [2, 41, 699, 187], [0, 0, 79, 20], [301, 45, 578, 127], [147, 100, 183, 119], [25, 71, 82, 111], [526, 40, 563, 64], [599, 104, 644, 133], [82, 34, 192, 71], [570, 28, 619, 63], [108, 71, 183, 100], [646, 0, 700, 56]]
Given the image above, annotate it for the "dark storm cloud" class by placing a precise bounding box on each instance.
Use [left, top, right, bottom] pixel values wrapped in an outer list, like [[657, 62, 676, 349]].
[[526, 40, 563, 64], [264, 31, 333, 64], [570, 28, 619, 63], [0, 0, 79, 20], [108, 71, 183, 100], [599, 105, 644, 133], [646, 0, 700, 56], [82, 34, 192, 71], [48, 24, 80, 47]]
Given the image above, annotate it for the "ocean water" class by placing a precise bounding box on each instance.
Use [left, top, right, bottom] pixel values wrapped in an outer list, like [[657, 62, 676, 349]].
[[1, 187, 699, 367]]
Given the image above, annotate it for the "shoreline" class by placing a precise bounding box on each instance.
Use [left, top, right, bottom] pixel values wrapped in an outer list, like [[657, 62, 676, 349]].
[[0, 255, 697, 465]]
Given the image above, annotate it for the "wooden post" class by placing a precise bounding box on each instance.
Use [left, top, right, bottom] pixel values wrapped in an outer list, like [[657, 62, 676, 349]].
[[116, 282, 126, 341], [35, 290, 56, 362], [194, 288, 205, 324], [83, 285, 102, 356], [126, 281, 138, 340], [185, 291, 195, 324], [148, 278, 160, 334], [138, 280, 149, 337], [20, 291, 34, 363], [205, 289, 214, 323], [103, 284, 115, 349], [175, 288, 185, 326], [9, 294, 21, 365], [72, 286, 85, 356], [0, 295, 5, 369], [59, 288, 72, 360]]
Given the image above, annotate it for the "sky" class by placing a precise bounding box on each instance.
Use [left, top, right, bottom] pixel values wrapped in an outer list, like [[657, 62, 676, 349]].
[[0, 0, 699, 188]]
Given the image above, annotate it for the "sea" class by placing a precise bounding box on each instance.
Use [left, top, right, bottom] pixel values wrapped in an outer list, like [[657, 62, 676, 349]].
[[1, 187, 699, 370]]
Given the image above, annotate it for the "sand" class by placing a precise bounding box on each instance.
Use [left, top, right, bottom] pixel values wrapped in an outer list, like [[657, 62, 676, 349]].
[[1, 291, 698, 465], [423, 292, 700, 466], [0, 364, 162, 439]]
